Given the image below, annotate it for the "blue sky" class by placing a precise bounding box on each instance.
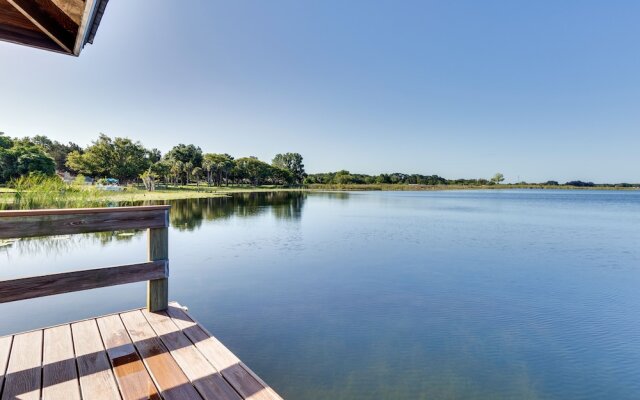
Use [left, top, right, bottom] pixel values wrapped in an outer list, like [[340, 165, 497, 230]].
[[1, 1, 639, 183]]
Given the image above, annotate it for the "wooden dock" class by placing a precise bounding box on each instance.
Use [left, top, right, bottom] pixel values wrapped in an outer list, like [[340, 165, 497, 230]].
[[0, 303, 281, 400], [0, 206, 283, 400]]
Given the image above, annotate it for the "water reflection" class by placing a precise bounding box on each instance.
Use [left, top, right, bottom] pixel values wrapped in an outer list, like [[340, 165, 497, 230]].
[[1, 230, 139, 257], [165, 191, 308, 231], [1, 192, 310, 256]]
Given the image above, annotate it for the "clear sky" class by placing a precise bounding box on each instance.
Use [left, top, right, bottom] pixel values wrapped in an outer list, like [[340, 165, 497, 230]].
[[1, 1, 639, 183]]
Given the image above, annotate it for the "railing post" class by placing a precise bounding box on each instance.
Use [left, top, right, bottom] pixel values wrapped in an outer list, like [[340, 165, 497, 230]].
[[147, 221, 169, 312]]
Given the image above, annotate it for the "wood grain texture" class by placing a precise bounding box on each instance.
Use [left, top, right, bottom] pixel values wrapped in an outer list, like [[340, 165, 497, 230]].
[[6, 0, 77, 52], [71, 320, 121, 400], [0, 206, 170, 239], [166, 305, 283, 400], [120, 311, 202, 400], [0, 336, 13, 397], [96, 315, 161, 400], [147, 227, 169, 312], [1, 304, 281, 400], [143, 310, 242, 400], [1, 330, 42, 400], [50, 0, 83, 24], [0, 261, 168, 304], [42, 325, 80, 400]]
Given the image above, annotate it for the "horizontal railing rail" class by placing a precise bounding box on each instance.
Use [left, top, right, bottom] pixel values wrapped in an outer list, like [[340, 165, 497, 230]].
[[0, 205, 171, 311], [0, 205, 170, 239]]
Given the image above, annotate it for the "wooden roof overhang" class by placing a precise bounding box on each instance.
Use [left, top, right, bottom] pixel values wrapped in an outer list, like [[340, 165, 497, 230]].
[[0, 0, 108, 56]]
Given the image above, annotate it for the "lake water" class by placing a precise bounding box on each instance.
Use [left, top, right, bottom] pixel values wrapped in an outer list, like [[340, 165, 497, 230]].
[[1, 190, 639, 399]]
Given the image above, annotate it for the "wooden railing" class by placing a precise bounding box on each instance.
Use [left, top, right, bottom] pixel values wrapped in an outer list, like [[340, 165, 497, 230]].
[[0, 205, 171, 312]]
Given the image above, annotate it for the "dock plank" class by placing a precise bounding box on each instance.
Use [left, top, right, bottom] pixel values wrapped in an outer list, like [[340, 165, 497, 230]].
[[96, 314, 161, 400], [0, 336, 12, 395], [143, 309, 242, 400], [1, 304, 281, 400], [166, 305, 282, 400], [43, 325, 81, 400], [120, 310, 202, 400], [71, 320, 122, 400], [2, 330, 42, 400]]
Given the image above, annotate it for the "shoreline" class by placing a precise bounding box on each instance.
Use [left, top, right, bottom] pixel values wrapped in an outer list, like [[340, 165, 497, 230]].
[[305, 184, 639, 192], [1, 184, 637, 208]]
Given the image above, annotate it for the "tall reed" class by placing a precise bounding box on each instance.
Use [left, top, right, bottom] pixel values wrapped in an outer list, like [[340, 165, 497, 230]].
[[5, 175, 107, 210]]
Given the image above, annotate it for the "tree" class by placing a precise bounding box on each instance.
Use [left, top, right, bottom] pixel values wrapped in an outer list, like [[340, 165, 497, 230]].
[[164, 144, 203, 184], [29, 135, 82, 172], [0, 132, 12, 149], [270, 166, 294, 185], [272, 153, 306, 185], [0, 137, 55, 183], [235, 157, 271, 185], [150, 160, 171, 187], [192, 166, 203, 187], [140, 168, 158, 191], [491, 173, 505, 184], [203, 153, 235, 186], [65, 134, 151, 182]]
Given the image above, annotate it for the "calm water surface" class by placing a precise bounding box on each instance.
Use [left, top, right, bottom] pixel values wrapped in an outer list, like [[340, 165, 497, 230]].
[[1, 190, 639, 399]]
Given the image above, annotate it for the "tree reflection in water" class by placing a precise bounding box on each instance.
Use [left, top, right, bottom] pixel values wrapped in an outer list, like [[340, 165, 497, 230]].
[[166, 191, 307, 231], [2, 192, 311, 256]]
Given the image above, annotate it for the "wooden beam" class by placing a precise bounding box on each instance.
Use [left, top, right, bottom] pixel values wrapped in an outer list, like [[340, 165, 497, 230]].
[[50, 0, 83, 24], [0, 261, 168, 304], [7, 0, 79, 53], [0, 23, 63, 52], [72, 0, 94, 55], [147, 226, 169, 312], [0, 206, 171, 239]]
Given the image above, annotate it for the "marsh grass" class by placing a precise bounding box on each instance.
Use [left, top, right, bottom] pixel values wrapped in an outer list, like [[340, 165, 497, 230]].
[[2, 175, 108, 210]]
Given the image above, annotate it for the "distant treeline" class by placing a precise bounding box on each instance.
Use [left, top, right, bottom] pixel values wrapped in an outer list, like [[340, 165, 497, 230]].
[[0, 132, 306, 187], [0, 132, 636, 188], [304, 171, 637, 188]]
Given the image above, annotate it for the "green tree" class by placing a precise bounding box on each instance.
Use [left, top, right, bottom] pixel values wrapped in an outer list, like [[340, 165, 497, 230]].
[[491, 173, 505, 184], [235, 157, 272, 185], [0, 132, 14, 149], [203, 153, 235, 186], [0, 137, 55, 183], [164, 144, 203, 184], [65, 134, 151, 182], [29, 135, 82, 172], [272, 152, 306, 184]]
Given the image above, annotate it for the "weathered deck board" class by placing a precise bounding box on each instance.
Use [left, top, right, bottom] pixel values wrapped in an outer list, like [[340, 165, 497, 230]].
[[120, 310, 203, 399], [143, 309, 242, 400], [0, 304, 282, 400], [43, 325, 80, 400], [2, 330, 42, 400], [71, 319, 122, 400], [0, 336, 12, 395], [167, 305, 283, 400], [96, 314, 161, 400]]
